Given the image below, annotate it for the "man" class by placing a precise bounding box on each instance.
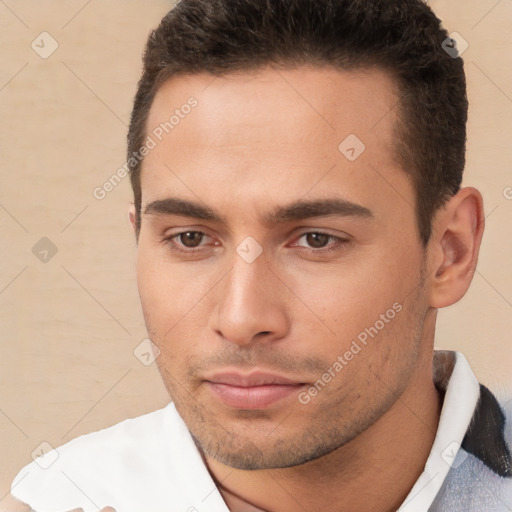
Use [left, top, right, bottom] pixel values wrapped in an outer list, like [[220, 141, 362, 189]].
[[7, 0, 512, 510]]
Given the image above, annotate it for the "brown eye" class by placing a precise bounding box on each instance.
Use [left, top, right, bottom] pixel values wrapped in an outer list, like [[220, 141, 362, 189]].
[[179, 231, 204, 248], [293, 231, 350, 253], [305, 232, 331, 248]]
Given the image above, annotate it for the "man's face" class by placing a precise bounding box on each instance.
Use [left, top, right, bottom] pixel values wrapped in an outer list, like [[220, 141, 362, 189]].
[[135, 65, 430, 469]]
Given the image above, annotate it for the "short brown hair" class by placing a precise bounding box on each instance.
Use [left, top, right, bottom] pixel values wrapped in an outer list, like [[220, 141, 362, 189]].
[[128, 0, 468, 246]]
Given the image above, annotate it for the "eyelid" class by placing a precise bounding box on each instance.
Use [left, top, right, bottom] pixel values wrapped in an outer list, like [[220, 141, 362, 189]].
[[164, 229, 215, 253], [291, 231, 351, 251]]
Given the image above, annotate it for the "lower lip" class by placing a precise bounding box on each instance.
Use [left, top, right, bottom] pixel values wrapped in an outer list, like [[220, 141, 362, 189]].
[[206, 382, 304, 409]]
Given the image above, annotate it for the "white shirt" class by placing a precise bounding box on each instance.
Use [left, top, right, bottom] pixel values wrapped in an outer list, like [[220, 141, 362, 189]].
[[10, 351, 496, 512]]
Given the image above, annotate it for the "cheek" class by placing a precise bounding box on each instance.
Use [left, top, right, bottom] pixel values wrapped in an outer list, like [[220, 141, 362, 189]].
[[135, 247, 224, 350], [136, 248, 191, 333], [284, 248, 417, 336], [137, 242, 189, 303]]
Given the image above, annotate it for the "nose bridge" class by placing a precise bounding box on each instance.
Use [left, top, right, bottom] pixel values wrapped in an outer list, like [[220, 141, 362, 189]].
[[225, 252, 272, 319], [212, 249, 288, 345]]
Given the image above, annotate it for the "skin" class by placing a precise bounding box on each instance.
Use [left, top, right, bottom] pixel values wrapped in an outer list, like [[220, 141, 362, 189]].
[[129, 65, 484, 512]]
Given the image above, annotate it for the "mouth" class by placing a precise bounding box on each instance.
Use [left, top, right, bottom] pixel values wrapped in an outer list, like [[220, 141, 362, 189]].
[[204, 371, 307, 409]]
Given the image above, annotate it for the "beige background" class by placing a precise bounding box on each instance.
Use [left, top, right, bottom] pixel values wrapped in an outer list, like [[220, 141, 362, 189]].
[[0, 0, 511, 499]]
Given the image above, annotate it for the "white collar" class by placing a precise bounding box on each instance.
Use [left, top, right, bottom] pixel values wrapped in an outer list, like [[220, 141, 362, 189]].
[[398, 350, 480, 511]]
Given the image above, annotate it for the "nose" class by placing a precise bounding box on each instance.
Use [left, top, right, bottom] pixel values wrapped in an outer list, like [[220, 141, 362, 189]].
[[209, 253, 290, 347]]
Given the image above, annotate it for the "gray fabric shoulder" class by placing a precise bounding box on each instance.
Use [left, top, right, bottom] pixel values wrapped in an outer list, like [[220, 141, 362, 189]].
[[429, 394, 512, 512], [429, 451, 512, 511]]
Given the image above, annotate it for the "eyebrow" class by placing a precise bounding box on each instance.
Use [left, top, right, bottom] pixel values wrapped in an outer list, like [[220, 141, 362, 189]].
[[143, 197, 374, 225]]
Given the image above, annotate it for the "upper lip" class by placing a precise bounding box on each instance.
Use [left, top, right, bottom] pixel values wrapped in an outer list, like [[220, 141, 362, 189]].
[[205, 371, 303, 387]]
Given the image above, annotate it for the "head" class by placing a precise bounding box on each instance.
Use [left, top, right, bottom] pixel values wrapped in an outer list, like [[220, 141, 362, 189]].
[[128, 0, 484, 470]]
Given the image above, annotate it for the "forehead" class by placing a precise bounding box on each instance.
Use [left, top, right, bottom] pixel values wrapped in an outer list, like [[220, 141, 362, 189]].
[[146, 65, 399, 154], [141, 65, 412, 228]]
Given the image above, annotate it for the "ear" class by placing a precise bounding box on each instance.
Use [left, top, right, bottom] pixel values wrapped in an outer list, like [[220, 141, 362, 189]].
[[128, 203, 138, 233], [427, 187, 485, 309]]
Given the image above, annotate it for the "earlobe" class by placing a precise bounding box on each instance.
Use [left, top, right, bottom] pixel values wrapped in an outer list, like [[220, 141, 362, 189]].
[[428, 187, 485, 309]]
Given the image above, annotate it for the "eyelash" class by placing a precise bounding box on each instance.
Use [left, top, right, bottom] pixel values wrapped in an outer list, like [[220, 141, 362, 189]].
[[163, 231, 350, 254]]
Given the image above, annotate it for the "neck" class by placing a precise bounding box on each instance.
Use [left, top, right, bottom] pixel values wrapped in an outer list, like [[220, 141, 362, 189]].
[[204, 352, 442, 512]]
